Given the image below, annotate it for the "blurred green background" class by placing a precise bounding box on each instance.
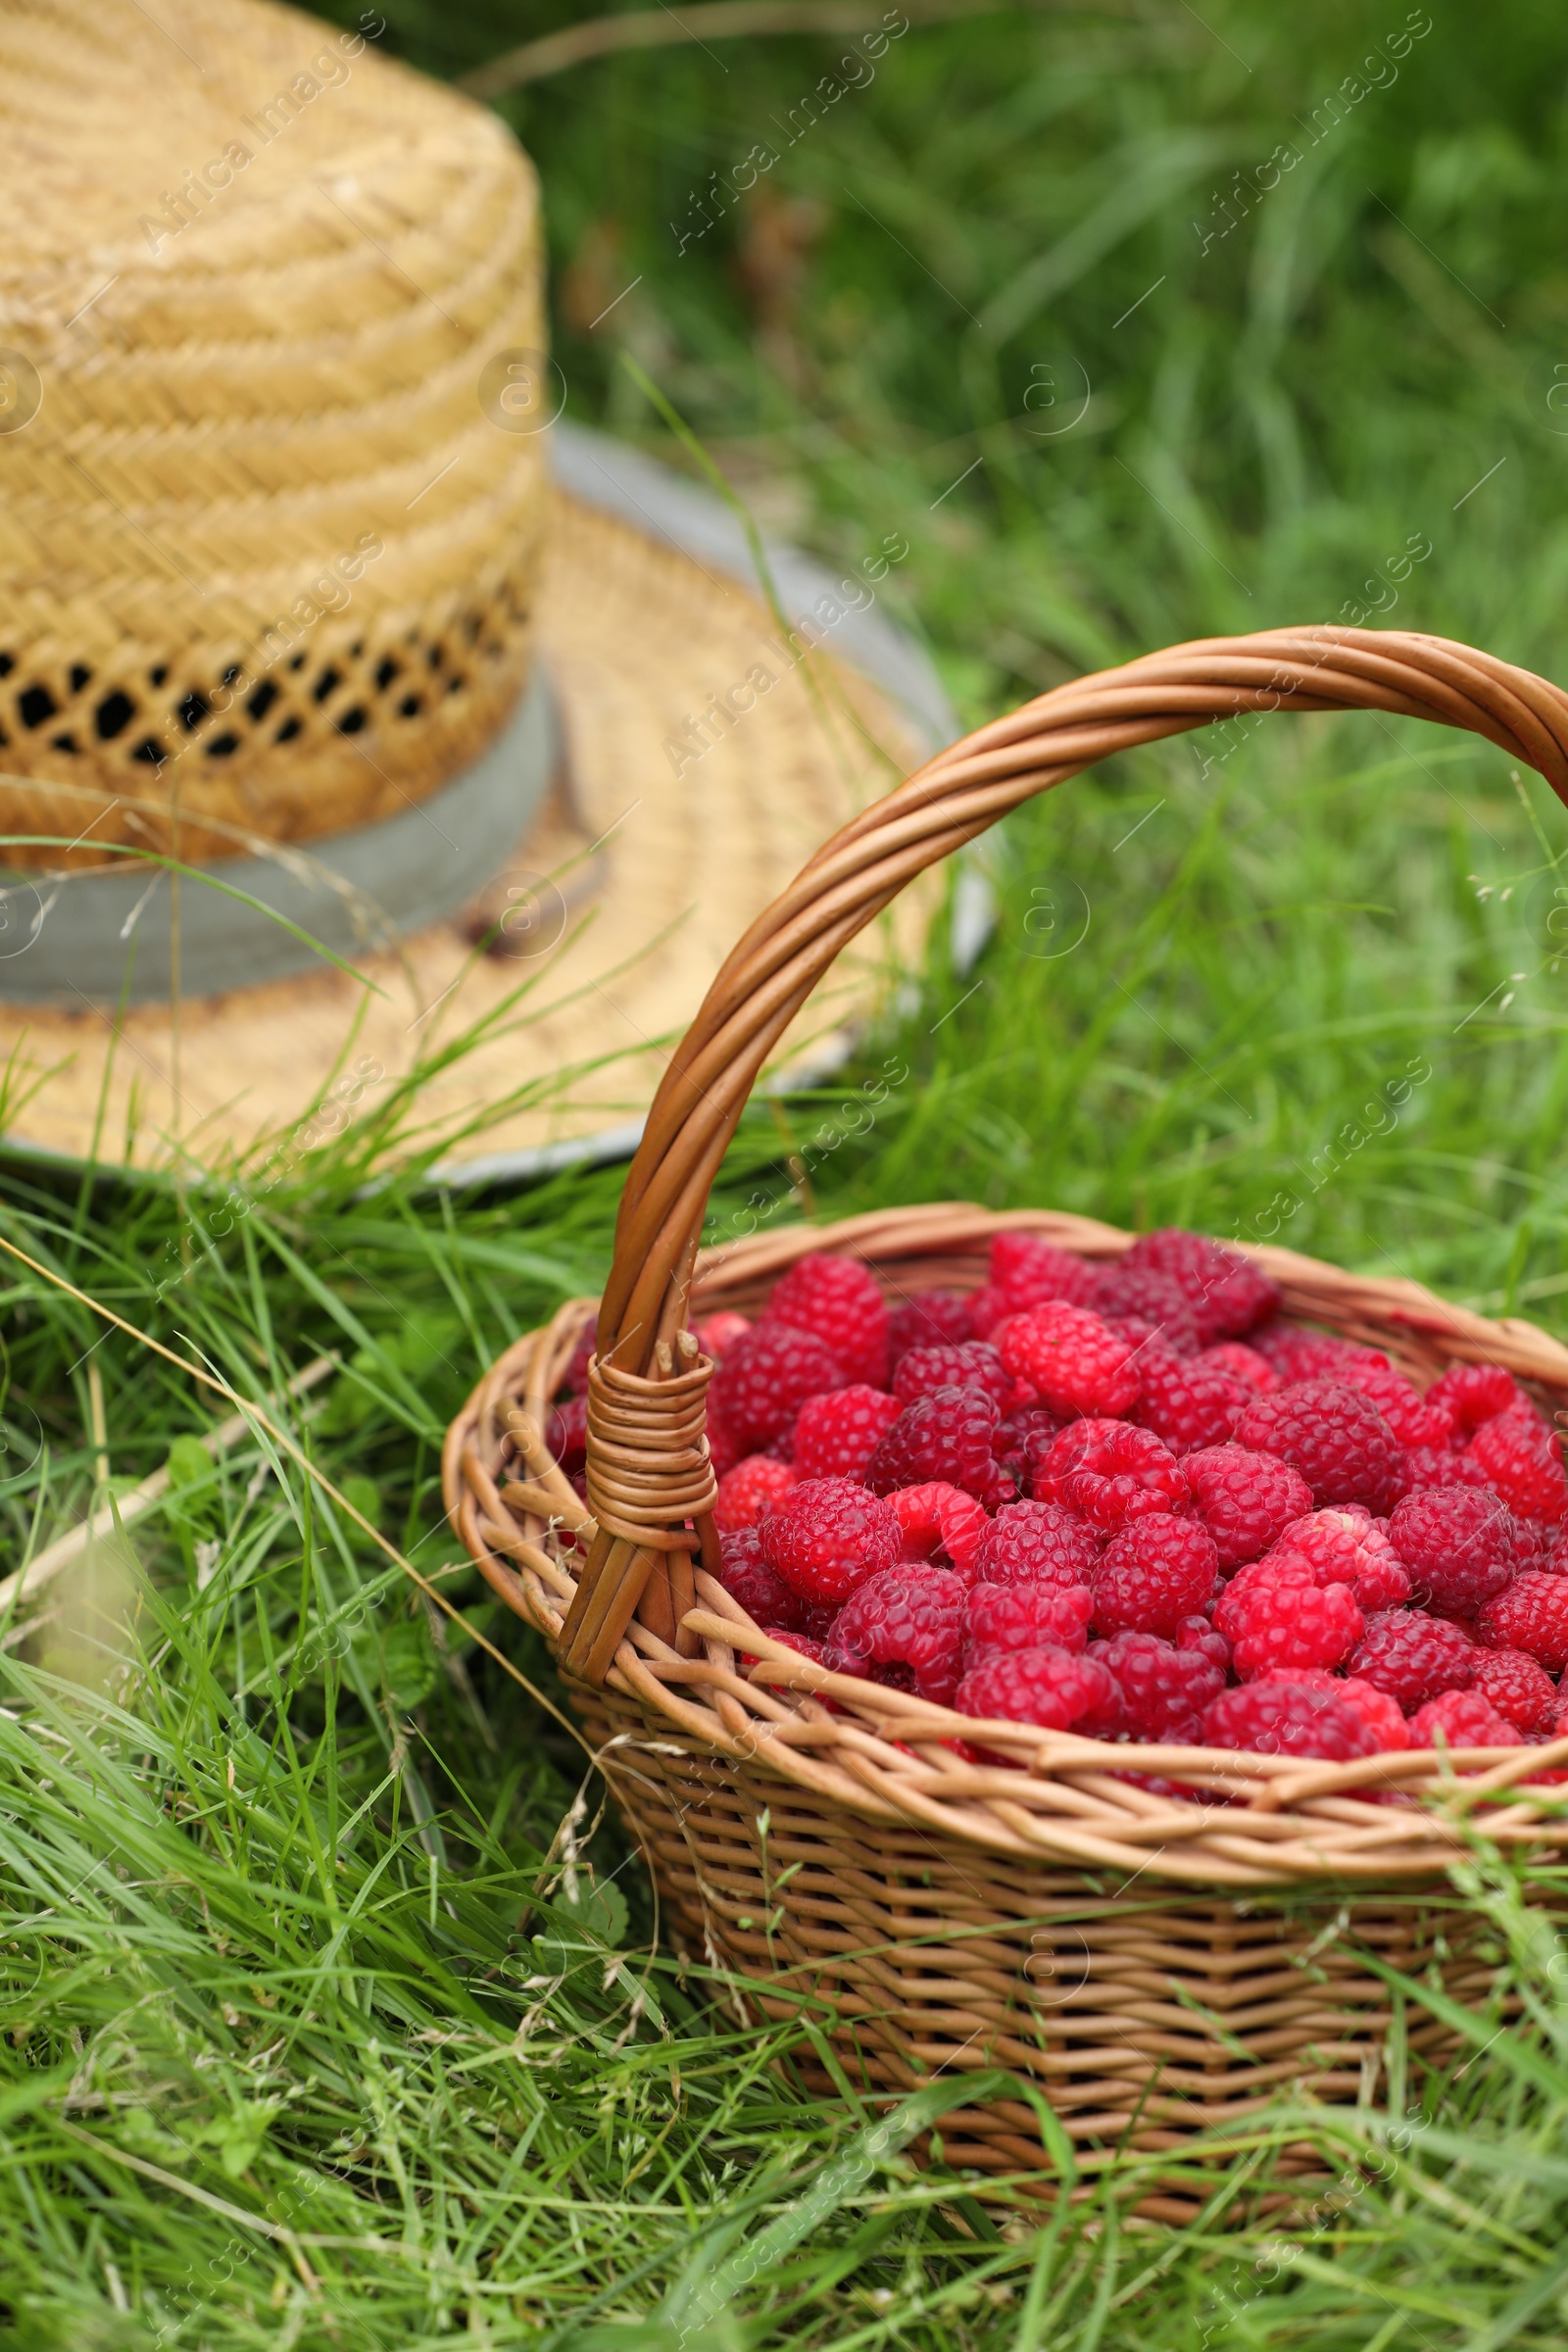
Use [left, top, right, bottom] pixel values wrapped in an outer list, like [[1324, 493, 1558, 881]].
[[9, 4, 1568, 2344]]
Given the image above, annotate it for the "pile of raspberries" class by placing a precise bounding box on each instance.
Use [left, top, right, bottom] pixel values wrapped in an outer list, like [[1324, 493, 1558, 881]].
[[546, 1229, 1568, 1768]]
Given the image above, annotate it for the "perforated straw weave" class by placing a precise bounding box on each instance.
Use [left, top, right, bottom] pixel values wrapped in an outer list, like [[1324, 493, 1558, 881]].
[[447, 629, 1568, 2191], [0, 0, 545, 869]]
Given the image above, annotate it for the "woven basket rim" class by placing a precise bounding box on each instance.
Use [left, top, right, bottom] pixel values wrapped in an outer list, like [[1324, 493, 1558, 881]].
[[444, 1204, 1568, 1888]]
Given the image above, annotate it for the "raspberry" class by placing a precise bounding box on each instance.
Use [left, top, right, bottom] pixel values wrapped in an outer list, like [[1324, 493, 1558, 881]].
[[1469, 1648, 1558, 1736], [864, 1385, 1005, 1504], [759, 1477, 900, 1605], [1427, 1363, 1526, 1439], [1406, 1689, 1519, 1749], [993, 1405, 1065, 1495], [1468, 1404, 1568, 1527], [967, 1579, 1094, 1658], [704, 1387, 742, 1480], [1348, 1609, 1478, 1708], [892, 1482, 989, 1582], [543, 1390, 588, 1482], [999, 1302, 1143, 1419], [1233, 1380, 1405, 1513], [693, 1310, 752, 1362], [559, 1326, 597, 1396], [1250, 1325, 1380, 1383], [1201, 1342, 1277, 1393], [1095, 1266, 1203, 1355], [791, 1385, 902, 1482], [1184, 1444, 1313, 1570], [955, 1644, 1121, 1735], [713, 1454, 799, 1533], [1402, 1446, 1494, 1493], [831, 1566, 968, 1703], [1254, 1667, 1408, 1750], [765, 1253, 890, 1389], [1213, 1557, 1363, 1679], [713, 1322, 846, 1456], [1278, 1508, 1411, 1609], [1120, 1229, 1282, 1343], [964, 1285, 1013, 1340], [1088, 1630, 1225, 1740], [718, 1527, 822, 1635], [1040, 1419, 1190, 1532], [1091, 1513, 1219, 1637], [893, 1341, 1010, 1410], [888, 1290, 973, 1363], [1477, 1572, 1568, 1669], [1341, 1362, 1454, 1450], [1200, 1681, 1380, 1760], [988, 1232, 1100, 1311], [1386, 1489, 1519, 1615], [1176, 1614, 1231, 1671], [1132, 1348, 1252, 1455], [976, 1498, 1102, 1589]]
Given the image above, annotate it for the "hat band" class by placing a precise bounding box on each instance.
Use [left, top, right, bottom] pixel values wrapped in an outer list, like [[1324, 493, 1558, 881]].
[[0, 670, 557, 1005]]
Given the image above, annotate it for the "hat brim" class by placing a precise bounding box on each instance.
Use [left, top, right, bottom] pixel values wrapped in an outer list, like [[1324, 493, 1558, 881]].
[[0, 425, 960, 1184]]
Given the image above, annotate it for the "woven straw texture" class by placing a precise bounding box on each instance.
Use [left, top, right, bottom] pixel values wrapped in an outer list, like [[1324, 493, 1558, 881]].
[[446, 628, 1568, 2175], [0, 0, 545, 867]]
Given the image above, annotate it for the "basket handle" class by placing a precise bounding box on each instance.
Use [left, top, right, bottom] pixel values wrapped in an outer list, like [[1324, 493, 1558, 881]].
[[562, 625, 1568, 1678]]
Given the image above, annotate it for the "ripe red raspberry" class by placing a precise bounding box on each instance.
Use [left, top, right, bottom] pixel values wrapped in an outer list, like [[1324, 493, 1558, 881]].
[[966, 1579, 1094, 1658], [1041, 1419, 1190, 1532], [1200, 1681, 1379, 1760], [888, 1289, 973, 1363], [1201, 1342, 1277, 1393], [558, 1325, 597, 1396], [1470, 1647, 1558, 1736], [1176, 1614, 1231, 1670], [718, 1527, 825, 1636], [693, 1310, 752, 1362], [1094, 1267, 1203, 1355], [1402, 1446, 1494, 1493], [892, 1482, 989, 1582], [759, 1477, 900, 1605], [1342, 1362, 1454, 1450], [1427, 1363, 1526, 1440], [993, 1405, 1065, 1495], [988, 1232, 1100, 1311], [1252, 1667, 1408, 1750], [1214, 1556, 1363, 1679], [864, 1385, 1005, 1504], [831, 1566, 968, 1704], [543, 1390, 588, 1481], [1250, 1325, 1381, 1383], [1348, 1608, 1478, 1708], [764, 1252, 890, 1388], [1233, 1380, 1404, 1513], [1091, 1513, 1219, 1637], [1279, 1507, 1411, 1609], [1386, 1489, 1520, 1616], [1132, 1348, 1252, 1456], [893, 1341, 1010, 1410], [998, 1303, 1143, 1420], [1406, 1689, 1520, 1748], [713, 1322, 845, 1456], [1087, 1630, 1225, 1740], [955, 1644, 1120, 1735], [791, 1385, 902, 1482], [1183, 1445, 1312, 1570], [1477, 1571, 1568, 1669], [713, 1453, 799, 1533], [1120, 1229, 1281, 1342], [1468, 1405, 1568, 1527], [976, 1498, 1102, 1589]]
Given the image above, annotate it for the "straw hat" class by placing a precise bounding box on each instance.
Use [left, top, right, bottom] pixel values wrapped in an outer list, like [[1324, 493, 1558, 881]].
[[0, 0, 954, 1180]]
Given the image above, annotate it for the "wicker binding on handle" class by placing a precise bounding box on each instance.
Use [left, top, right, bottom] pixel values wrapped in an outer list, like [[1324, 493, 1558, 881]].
[[445, 628, 1568, 2187]]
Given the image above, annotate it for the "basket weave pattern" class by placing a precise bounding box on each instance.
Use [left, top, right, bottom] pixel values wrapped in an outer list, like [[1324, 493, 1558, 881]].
[[0, 0, 545, 867], [446, 630, 1568, 2173]]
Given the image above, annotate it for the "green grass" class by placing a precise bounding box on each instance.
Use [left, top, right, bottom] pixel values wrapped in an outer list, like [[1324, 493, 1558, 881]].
[[9, 0, 1568, 2340]]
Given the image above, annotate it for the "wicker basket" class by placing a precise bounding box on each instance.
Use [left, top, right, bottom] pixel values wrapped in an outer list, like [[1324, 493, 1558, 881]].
[[445, 628, 1568, 2196], [0, 0, 545, 868]]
